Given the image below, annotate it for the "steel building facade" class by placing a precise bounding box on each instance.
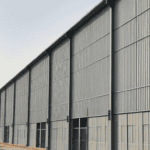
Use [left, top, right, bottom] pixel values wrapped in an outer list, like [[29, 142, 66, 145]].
[[0, 0, 150, 149]]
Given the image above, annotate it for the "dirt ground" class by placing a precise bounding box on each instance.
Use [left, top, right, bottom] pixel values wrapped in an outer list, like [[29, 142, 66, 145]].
[[0, 143, 46, 150]]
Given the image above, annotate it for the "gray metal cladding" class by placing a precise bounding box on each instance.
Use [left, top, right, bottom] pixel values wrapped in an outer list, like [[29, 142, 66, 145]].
[[137, 0, 150, 15], [114, 0, 136, 30], [50, 121, 68, 150], [72, 7, 110, 118], [114, 18, 137, 51], [5, 84, 14, 126], [137, 9, 150, 40], [51, 40, 70, 121], [0, 127, 4, 142], [88, 117, 108, 150], [114, 0, 150, 114], [73, 7, 110, 56], [30, 55, 49, 123], [29, 124, 36, 147], [0, 91, 5, 127], [15, 72, 29, 125]]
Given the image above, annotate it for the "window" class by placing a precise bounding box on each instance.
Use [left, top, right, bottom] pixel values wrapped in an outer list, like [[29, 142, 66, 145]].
[[4, 126, 9, 143], [36, 122, 46, 148], [72, 118, 88, 150]]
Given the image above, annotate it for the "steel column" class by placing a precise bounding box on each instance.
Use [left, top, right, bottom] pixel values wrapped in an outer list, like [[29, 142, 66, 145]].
[[107, 1, 115, 150], [47, 53, 51, 150], [12, 82, 16, 144], [68, 36, 73, 150], [27, 69, 31, 146]]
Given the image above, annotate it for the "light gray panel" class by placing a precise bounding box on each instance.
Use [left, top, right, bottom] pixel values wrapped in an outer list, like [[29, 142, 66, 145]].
[[72, 69, 86, 102], [137, 10, 150, 40], [51, 76, 69, 106], [137, 37, 150, 88], [0, 91, 5, 127], [0, 127, 4, 142], [15, 72, 29, 125], [114, 0, 136, 29], [72, 100, 88, 119], [51, 104, 68, 121], [6, 84, 14, 126], [114, 18, 136, 51], [52, 59, 69, 82], [137, 0, 150, 15], [87, 95, 109, 117], [73, 8, 110, 55], [52, 40, 70, 68], [30, 56, 49, 123], [51, 40, 70, 122], [30, 124, 36, 147]]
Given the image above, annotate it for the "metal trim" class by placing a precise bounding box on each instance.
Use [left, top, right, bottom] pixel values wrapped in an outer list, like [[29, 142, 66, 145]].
[[114, 110, 150, 115], [12, 82, 16, 144], [26, 70, 31, 146]]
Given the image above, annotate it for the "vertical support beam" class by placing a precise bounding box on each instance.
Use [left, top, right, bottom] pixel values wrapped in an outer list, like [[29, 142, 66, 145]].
[[4, 88, 6, 143], [47, 53, 51, 150], [12, 82, 16, 144], [27, 69, 31, 146], [68, 36, 73, 150], [107, 1, 114, 150]]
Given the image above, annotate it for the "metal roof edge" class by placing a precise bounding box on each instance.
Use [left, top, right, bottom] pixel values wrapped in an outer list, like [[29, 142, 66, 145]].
[[0, 0, 109, 92]]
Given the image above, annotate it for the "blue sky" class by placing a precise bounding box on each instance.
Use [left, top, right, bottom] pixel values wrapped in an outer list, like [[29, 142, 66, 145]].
[[0, 0, 102, 88]]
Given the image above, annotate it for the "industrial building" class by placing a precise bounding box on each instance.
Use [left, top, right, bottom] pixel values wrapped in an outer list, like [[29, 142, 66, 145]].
[[0, 0, 150, 149]]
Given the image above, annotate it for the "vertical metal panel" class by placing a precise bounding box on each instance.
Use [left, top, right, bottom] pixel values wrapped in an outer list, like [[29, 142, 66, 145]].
[[0, 127, 4, 142], [5, 84, 14, 126], [14, 125, 18, 144], [51, 40, 70, 121], [30, 55, 49, 123], [114, 18, 136, 52], [137, 10, 150, 40], [15, 72, 29, 125], [137, 0, 150, 16], [30, 124, 36, 147], [0, 91, 5, 127], [9, 126, 12, 144], [114, 0, 136, 29]]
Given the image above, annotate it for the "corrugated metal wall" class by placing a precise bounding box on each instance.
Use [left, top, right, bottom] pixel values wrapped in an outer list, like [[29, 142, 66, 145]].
[[72, 7, 110, 118], [0, 127, 4, 142], [0, 91, 5, 128], [30, 124, 36, 147], [114, 0, 150, 113], [5, 84, 14, 127], [114, 112, 150, 150], [50, 121, 68, 150], [9, 126, 12, 144], [51, 40, 70, 121], [30, 55, 49, 123], [88, 117, 108, 150], [15, 72, 29, 125]]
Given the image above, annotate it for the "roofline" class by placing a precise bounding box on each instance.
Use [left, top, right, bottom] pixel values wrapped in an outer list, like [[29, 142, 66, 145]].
[[0, 0, 109, 92]]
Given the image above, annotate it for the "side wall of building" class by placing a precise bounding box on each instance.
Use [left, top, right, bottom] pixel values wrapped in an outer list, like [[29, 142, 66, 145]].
[[72, 7, 110, 118]]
